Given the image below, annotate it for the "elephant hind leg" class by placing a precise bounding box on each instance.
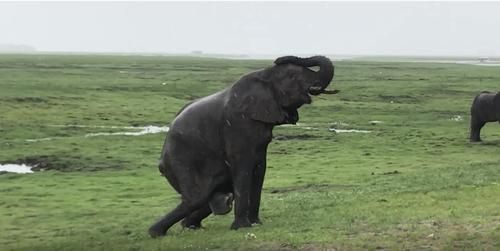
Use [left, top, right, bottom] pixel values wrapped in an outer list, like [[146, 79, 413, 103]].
[[180, 186, 233, 229], [470, 120, 485, 142], [148, 191, 212, 237], [181, 204, 212, 229], [148, 201, 193, 237]]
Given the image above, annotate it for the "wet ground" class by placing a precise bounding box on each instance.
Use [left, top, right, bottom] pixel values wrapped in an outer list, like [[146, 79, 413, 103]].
[[0, 164, 33, 174], [24, 125, 169, 143], [0, 155, 129, 173], [3, 122, 373, 174]]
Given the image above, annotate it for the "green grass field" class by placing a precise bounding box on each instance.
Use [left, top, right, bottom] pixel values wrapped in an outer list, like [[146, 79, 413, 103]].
[[0, 54, 499, 250]]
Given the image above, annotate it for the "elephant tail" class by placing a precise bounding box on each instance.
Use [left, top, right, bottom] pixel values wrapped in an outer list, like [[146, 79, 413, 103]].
[[158, 157, 182, 193], [158, 159, 166, 176], [471, 94, 480, 115]]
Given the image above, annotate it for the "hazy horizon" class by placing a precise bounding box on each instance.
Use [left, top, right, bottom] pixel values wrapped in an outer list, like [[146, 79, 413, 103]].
[[1, 2, 500, 57]]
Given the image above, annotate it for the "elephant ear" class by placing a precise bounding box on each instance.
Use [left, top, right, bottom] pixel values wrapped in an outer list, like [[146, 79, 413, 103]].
[[229, 77, 287, 124]]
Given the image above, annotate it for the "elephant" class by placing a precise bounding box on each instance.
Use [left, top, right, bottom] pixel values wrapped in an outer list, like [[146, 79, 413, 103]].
[[470, 91, 500, 142], [148, 55, 336, 237]]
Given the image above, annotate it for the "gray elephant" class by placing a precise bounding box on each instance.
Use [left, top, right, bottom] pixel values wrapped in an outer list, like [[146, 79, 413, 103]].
[[148, 55, 337, 237], [470, 91, 500, 142]]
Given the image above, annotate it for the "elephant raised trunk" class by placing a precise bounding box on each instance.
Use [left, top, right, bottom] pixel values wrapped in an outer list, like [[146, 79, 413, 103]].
[[274, 55, 335, 95]]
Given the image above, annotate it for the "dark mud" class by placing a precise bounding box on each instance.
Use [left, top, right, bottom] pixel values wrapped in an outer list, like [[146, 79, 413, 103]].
[[273, 134, 322, 141], [267, 183, 357, 194], [381, 170, 401, 175], [9, 97, 48, 103]]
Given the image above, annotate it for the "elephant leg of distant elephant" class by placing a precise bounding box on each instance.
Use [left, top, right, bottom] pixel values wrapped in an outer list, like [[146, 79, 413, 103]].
[[470, 119, 485, 142], [181, 204, 212, 229], [248, 149, 267, 225]]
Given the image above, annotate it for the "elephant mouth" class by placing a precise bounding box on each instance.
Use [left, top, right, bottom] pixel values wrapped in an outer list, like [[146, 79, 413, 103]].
[[283, 107, 299, 124], [303, 93, 312, 104], [309, 86, 340, 95]]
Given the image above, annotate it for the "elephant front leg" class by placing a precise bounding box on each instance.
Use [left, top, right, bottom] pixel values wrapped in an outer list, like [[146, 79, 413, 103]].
[[230, 164, 254, 230], [224, 124, 272, 230], [470, 119, 485, 142], [248, 152, 267, 225]]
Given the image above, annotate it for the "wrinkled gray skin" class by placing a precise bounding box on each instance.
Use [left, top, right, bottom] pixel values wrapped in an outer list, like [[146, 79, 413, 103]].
[[148, 55, 336, 237], [470, 91, 500, 142], [209, 192, 233, 215]]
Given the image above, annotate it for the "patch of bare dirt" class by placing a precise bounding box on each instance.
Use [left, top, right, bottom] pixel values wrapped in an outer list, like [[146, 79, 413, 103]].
[[267, 183, 357, 194], [273, 134, 322, 141]]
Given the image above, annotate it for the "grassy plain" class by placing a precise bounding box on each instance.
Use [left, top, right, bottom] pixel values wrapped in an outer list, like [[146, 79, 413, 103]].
[[0, 54, 499, 250]]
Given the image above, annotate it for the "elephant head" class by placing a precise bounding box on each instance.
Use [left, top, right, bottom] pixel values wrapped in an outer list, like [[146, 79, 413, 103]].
[[229, 55, 336, 125], [274, 55, 335, 96]]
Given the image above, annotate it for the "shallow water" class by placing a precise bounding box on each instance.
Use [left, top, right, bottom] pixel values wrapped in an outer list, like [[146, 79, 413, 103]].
[[402, 60, 500, 67], [24, 125, 170, 142], [329, 128, 371, 133], [455, 61, 500, 66], [49, 124, 145, 129], [280, 123, 371, 133], [85, 125, 170, 137], [25, 137, 54, 142], [0, 164, 34, 173], [278, 123, 315, 130]]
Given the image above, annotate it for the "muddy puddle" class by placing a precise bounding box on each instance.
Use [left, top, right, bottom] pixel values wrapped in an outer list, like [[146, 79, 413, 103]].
[[25, 137, 55, 143], [25, 125, 169, 142], [279, 123, 314, 130], [85, 125, 169, 137], [455, 61, 500, 67], [369, 120, 383, 125], [329, 128, 371, 133], [388, 59, 500, 67], [280, 122, 372, 133], [273, 134, 322, 141], [0, 164, 34, 174], [1, 155, 127, 172]]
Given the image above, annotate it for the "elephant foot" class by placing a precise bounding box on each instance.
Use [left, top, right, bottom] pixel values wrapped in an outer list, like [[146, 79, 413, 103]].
[[148, 226, 167, 238], [249, 217, 262, 225], [230, 218, 252, 230], [181, 219, 203, 230], [470, 139, 482, 143]]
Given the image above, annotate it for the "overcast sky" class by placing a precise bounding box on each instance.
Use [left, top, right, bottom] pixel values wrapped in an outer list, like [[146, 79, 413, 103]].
[[1, 1, 500, 56]]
